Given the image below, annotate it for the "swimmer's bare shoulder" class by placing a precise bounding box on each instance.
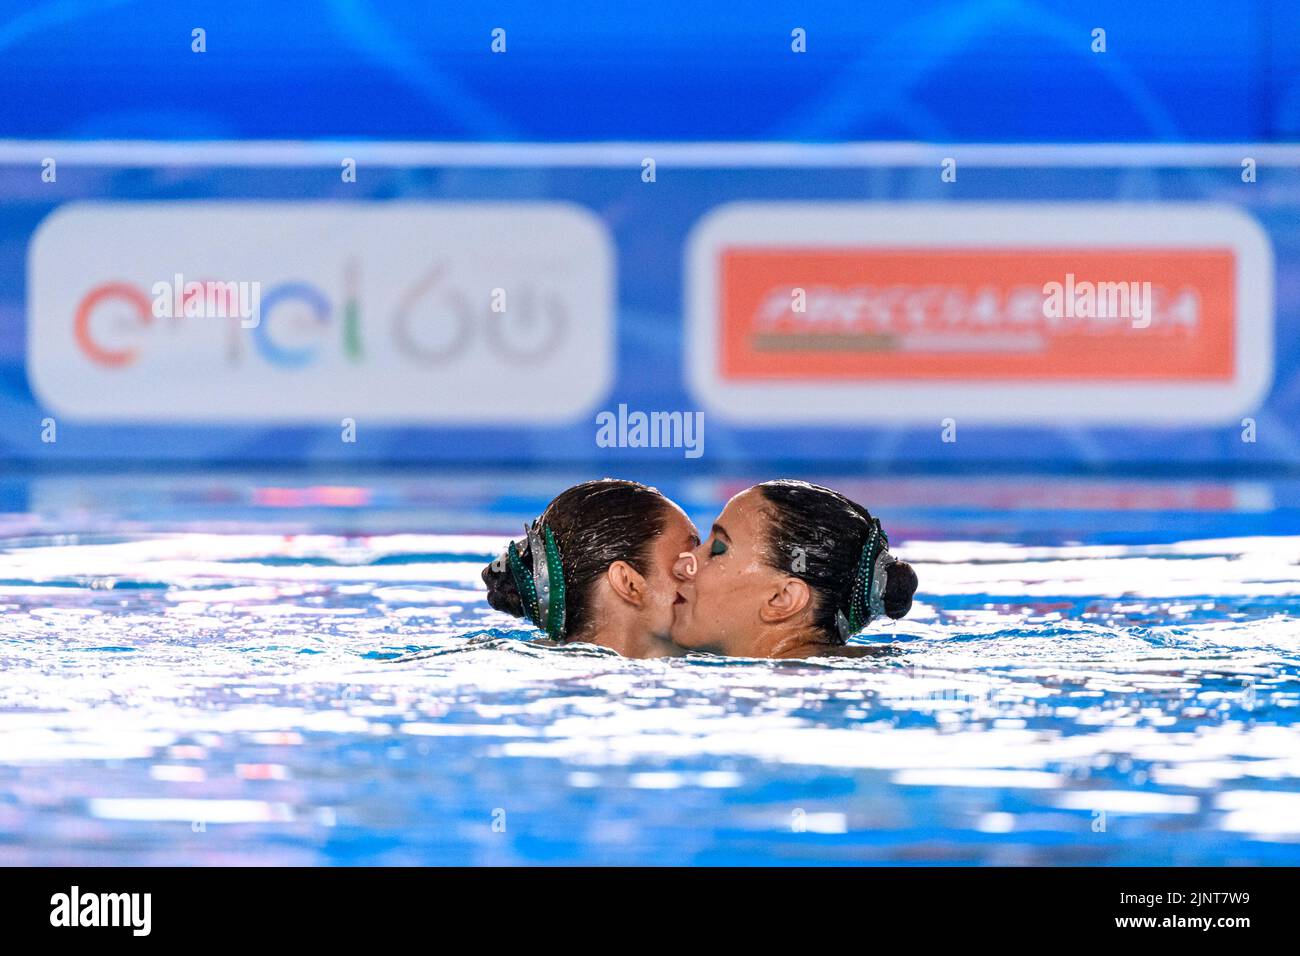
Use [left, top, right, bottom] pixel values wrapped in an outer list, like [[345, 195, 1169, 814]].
[[825, 643, 900, 659], [779, 643, 901, 660]]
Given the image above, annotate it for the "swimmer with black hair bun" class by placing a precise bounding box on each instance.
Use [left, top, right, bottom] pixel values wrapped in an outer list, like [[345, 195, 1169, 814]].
[[481, 478, 700, 658], [670, 479, 919, 659]]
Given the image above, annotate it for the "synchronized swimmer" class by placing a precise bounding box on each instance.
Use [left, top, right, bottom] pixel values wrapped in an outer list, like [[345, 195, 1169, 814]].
[[481, 478, 919, 659]]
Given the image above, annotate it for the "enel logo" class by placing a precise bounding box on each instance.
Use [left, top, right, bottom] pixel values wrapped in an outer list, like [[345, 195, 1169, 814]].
[[73, 263, 566, 370], [29, 202, 613, 423]]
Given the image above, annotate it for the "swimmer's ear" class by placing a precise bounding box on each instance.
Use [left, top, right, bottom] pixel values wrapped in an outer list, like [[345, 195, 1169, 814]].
[[605, 560, 648, 607], [759, 576, 811, 624]]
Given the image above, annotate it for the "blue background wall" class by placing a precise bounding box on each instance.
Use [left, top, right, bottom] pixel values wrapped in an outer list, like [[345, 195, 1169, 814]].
[[1, 0, 1297, 143]]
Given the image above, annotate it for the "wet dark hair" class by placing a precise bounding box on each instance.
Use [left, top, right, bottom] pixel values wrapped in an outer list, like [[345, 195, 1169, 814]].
[[755, 479, 918, 644], [480, 478, 673, 640]]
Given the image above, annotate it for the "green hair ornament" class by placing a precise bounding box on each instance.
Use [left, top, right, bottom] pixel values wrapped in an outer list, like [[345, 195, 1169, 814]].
[[835, 517, 894, 641], [505, 521, 567, 641]]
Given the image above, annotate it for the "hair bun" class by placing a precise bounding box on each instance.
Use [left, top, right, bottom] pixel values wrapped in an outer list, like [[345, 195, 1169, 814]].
[[883, 559, 918, 619], [481, 545, 527, 619]]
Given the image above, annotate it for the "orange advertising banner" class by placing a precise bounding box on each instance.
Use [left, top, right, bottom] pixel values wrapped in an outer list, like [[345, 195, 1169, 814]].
[[719, 248, 1235, 381]]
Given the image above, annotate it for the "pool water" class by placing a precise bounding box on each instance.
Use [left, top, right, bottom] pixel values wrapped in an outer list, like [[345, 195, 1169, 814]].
[[1, 470, 1298, 865]]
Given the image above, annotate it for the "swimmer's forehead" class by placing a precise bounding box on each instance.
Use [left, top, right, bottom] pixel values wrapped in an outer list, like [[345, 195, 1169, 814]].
[[723, 486, 764, 510], [660, 498, 700, 545], [716, 487, 766, 535]]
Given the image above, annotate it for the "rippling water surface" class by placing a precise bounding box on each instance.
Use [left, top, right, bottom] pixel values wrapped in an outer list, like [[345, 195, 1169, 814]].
[[1, 471, 1298, 865]]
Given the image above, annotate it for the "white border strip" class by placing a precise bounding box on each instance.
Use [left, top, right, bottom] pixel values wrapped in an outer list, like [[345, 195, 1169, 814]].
[[2, 140, 1300, 167]]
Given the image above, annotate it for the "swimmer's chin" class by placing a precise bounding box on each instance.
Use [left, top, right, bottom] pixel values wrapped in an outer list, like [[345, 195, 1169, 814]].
[[637, 630, 688, 658], [667, 628, 721, 656]]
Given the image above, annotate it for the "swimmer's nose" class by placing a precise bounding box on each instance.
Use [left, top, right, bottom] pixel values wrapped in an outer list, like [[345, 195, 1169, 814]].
[[673, 551, 697, 581]]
